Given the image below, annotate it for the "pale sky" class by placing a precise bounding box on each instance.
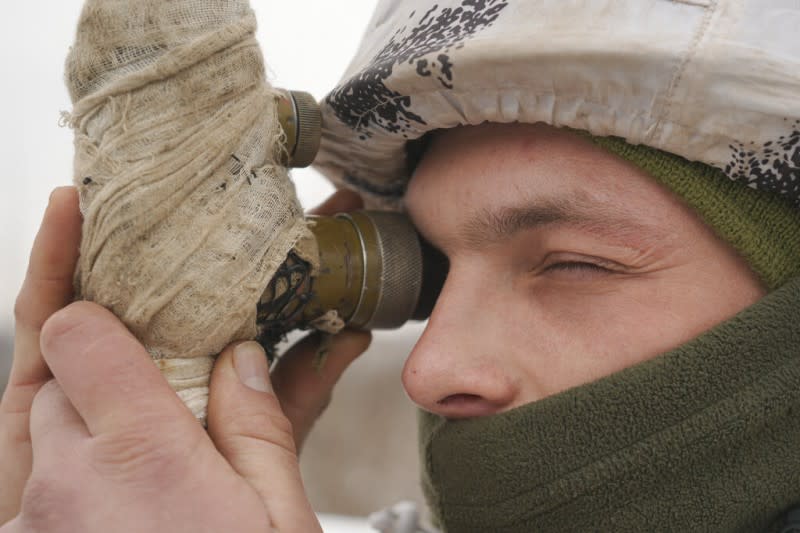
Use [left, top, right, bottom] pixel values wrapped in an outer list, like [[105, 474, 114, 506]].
[[0, 1, 378, 331]]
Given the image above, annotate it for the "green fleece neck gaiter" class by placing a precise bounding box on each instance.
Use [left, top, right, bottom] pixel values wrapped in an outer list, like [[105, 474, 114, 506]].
[[419, 277, 800, 533]]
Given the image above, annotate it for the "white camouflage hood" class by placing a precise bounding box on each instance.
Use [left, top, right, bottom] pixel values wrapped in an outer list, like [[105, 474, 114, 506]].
[[313, 0, 800, 209]]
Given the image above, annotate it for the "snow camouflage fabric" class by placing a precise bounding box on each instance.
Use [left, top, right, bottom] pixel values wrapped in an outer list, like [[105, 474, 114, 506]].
[[313, 0, 800, 210]]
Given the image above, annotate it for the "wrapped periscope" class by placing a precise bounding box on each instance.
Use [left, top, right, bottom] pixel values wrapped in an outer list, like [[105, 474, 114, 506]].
[[63, 0, 314, 422]]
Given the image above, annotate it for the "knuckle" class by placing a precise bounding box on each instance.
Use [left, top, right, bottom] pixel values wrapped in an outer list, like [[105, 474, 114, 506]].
[[33, 379, 62, 402], [30, 379, 63, 415], [39, 307, 84, 352], [39, 302, 115, 357], [13, 277, 72, 330], [13, 292, 38, 331], [280, 393, 328, 432], [89, 427, 190, 484], [20, 473, 82, 530], [37, 379, 62, 397], [280, 388, 332, 426], [219, 408, 298, 457]]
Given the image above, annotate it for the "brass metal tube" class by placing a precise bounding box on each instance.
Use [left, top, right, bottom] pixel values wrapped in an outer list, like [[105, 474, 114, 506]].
[[256, 211, 447, 348], [275, 89, 321, 168]]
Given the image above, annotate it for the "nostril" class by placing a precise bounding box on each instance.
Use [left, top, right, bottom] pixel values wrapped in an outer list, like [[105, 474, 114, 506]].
[[437, 393, 483, 406], [436, 393, 502, 419]]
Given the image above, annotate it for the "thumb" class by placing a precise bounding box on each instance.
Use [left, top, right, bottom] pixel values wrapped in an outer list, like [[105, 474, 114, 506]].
[[207, 341, 321, 533]]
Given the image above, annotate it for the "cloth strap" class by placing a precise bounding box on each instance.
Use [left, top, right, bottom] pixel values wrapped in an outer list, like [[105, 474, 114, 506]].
[[419, 277, 800, 532]]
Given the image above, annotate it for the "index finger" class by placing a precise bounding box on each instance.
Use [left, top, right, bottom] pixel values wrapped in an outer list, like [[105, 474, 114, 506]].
[[38, 301, 198, 437], [5, 187, 81, 405]]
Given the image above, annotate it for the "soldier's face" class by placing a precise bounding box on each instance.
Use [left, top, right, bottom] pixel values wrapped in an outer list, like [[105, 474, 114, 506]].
[[402, 122, 765, 419]]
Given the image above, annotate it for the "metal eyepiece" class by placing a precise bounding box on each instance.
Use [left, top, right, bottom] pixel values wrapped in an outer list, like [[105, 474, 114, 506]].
[[257, 211, 447, 346], [338, 211, 424, 329], [275, 89, 321, 168]]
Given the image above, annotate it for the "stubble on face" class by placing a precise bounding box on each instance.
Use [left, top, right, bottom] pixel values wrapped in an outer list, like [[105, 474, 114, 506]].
[[401, 123, 765, 417]]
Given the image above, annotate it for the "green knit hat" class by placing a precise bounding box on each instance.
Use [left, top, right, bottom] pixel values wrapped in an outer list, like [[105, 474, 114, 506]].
[[588, 136, 800, 291]]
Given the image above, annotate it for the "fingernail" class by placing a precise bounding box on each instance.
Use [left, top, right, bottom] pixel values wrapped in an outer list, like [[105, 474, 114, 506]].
[[234, 341, 272, 393]]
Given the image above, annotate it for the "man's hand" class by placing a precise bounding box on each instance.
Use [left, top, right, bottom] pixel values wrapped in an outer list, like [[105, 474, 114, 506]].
[[0, 187, 371, 529], [1, 301, 321, 533]]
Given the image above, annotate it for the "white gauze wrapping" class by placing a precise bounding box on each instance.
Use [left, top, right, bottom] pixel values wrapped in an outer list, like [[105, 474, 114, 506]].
[[63, 0, 312, 422]]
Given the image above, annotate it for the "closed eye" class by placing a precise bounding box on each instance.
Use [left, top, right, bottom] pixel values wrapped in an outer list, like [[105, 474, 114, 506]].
[[544, 261, 612, 273]]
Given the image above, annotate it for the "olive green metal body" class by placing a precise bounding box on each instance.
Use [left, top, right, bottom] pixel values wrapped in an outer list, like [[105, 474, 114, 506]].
[[275, 90, 320, 168], [300, 214, 370, 327]]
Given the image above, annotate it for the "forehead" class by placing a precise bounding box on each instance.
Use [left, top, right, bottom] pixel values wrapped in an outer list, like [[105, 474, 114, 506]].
[[404, 123, 684, 240]]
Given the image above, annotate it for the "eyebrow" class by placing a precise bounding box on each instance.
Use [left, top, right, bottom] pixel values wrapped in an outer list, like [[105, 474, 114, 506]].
[[459, 198, 669, 251]]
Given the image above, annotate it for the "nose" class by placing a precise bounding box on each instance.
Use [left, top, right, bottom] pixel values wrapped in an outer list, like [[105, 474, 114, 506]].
[[402, 269, 520, 419]]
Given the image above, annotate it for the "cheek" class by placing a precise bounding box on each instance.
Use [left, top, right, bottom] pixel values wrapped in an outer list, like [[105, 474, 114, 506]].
[[511, 276, 732, 398]]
